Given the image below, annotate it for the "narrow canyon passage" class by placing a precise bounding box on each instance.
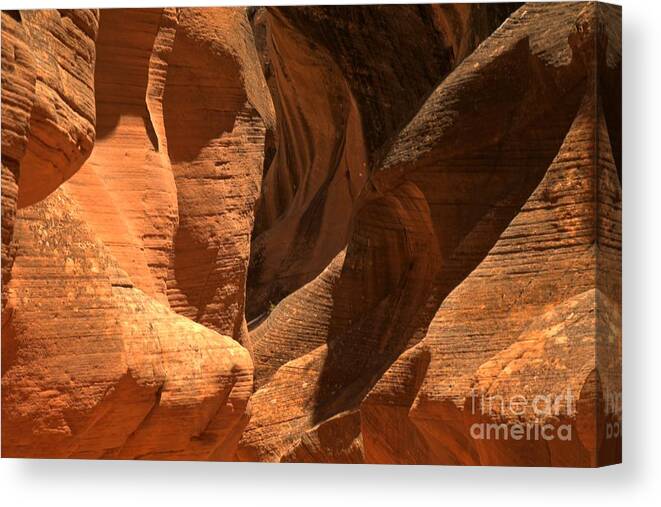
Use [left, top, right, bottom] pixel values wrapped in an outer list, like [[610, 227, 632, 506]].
[[1, 3, 621, 466]]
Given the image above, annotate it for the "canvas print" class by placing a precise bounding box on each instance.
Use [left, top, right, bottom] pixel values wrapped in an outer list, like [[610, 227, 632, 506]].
[[0, 2, 621, 466]]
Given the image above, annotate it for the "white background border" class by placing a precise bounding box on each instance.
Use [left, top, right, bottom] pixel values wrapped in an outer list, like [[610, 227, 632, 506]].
[[1, 0, 658, 505]]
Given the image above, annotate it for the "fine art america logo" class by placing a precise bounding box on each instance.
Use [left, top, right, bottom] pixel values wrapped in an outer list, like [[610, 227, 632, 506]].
[[468, 389, 622, 442]]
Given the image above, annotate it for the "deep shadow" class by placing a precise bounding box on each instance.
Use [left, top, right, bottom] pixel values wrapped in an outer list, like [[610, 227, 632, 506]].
[[312, 34, 591, 424]]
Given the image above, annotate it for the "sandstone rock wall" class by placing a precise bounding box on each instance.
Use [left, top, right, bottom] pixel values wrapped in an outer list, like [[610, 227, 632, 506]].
[[2, 3, 621, 466], [2, 188, 252, 459], [1, 9, 97, 314], [2, 7, 268, 459], [238, 2, 621, 465], [246, 4, 518, 319]]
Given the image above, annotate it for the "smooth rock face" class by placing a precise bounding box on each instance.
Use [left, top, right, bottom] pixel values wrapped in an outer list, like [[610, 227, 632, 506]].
[[2, 3, 621, 466]]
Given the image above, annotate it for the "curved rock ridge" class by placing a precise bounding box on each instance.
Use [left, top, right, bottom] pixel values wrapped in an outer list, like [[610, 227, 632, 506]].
[[64, 8, 178, 308], [238, 2, 621, 465], [2, 188, 252, 459], [361, 94, 622, 466], [246, 4, 518, 319], [251, 250, 346, 389], [1, 3, 621, 465], [65, 7, 274, 351], [1, 9, 98, 315], [14, 10, 99, 210], [162, 8, 273, 351]]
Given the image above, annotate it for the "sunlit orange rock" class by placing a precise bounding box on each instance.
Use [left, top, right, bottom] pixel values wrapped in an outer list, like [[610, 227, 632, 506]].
[[65, 7, 273, 351], [2, 7, 268, 459], [1, 9, 97, 314], [2, 188, 253, 459], [2, 3, 621, 466]]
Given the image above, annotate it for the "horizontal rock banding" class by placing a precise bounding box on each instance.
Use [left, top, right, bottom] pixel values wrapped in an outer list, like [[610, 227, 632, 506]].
[[2, 3, 620, 466], [2, 7, 267, 459]]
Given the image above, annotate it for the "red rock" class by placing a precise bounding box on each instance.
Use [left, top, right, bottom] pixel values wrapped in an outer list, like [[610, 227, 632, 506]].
[[14, 10, 98, 209], [1, 3, 621, 466], [65, 8, 273, 351], [64, 8, 178, 307], [2, 188, 252, 459], [281, 410, 363, 464], [160, 8, 273, 351], [1, 9, 97, 315], [238, 2, 621, 466], [362, 99, 622, 466], [2, 7, 269, 459], [361, 3, 622, 466], [1, 13, 36, 315], [246, 4, 517, 319]]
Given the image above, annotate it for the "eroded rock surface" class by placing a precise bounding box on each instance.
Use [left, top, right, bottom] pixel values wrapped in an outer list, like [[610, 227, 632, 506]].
[[2, 188, 252, 459], [2, 7, 266, 459], [362, 88, 622, 466], [1, 9, 97, 315], [246, 4, 518, 319], [2, 3, 621, 465], [238, 2, 621, 465]]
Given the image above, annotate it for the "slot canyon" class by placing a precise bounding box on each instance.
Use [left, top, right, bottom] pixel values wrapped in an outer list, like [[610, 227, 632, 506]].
[[1, 3, 621, 466]]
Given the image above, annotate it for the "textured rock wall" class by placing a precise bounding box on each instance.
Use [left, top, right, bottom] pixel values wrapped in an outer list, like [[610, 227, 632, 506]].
[[2, 3, 621, 465], [246, 4, 518, 319], [162, 8, 273, 351], [13, 10, 98, 209], [362, 89, 622, 466], [238, 2, 621, 465], [2, 7, 267, 459], [1, 12, 35, 315], [2, 188, 252, 459], [1, 9, 97, 314], [359, 2, 622, 467]]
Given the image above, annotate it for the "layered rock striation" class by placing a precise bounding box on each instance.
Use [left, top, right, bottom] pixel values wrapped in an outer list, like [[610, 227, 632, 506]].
[[239, 2, 621, 465], [2, 3, 621, 466], [1, 7, 268, 459], [246, 3, 518, 319]]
